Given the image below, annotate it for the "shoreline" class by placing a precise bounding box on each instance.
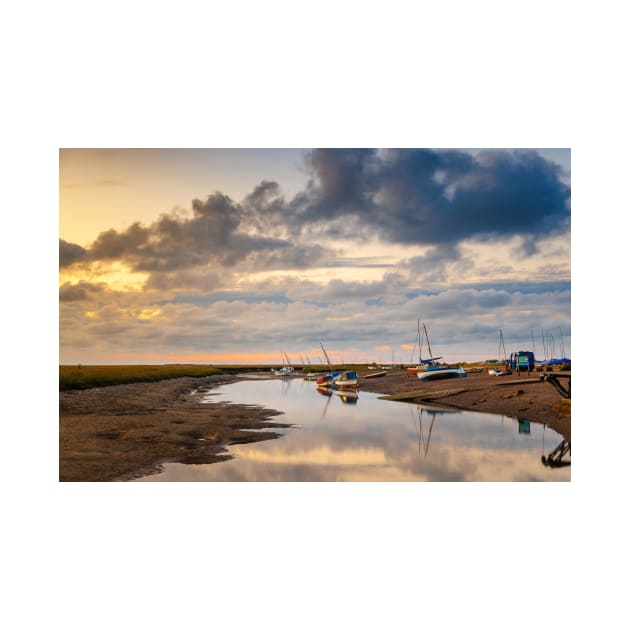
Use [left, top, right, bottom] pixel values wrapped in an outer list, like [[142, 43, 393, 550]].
[[59, 375, 291, 482], [59, 369, 570, 481], [356, 368, 570, 442]]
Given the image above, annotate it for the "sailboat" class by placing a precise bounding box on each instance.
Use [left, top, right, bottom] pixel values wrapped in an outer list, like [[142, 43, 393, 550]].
[[271, 351, 295, 376], [416, 323, 467, 381], [407, 320, 443, 374], [488, 329, 511, 375], [316, 342, 342, 387]]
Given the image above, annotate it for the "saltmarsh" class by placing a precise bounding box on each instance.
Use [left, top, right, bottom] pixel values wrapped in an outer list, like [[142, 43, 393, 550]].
[[59, 365, 222, 391]]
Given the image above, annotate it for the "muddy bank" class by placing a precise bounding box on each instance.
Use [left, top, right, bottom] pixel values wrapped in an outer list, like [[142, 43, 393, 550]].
[[60, 368, 570, 481], [59, 375, 291, 482], [357, 368, 570, 441]]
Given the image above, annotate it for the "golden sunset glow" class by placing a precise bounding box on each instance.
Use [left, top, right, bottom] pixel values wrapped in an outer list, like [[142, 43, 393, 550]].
[[60, 148, 570, 365]]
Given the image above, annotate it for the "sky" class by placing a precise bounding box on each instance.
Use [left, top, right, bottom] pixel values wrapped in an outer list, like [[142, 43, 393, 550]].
[[59, 148, 571, 365]]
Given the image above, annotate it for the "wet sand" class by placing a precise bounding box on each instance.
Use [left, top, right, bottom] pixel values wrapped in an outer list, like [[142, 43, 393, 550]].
[[358, 367, 570, 442], [59, 368, 570, 481], [59, 375, 291, 482]]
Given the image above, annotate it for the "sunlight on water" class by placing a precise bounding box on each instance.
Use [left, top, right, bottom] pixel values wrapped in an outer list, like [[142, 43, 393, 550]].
[[137, 377, 570, 482]]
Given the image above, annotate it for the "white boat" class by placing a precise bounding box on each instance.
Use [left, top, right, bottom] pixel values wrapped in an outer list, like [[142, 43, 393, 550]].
[[415, 322, 467, 381], [408, 320, 443, 374], [363, 370, 387, 379], [332, 370, 359, 389], [417, 365, 467, 381], [271, 365, 294, 376]]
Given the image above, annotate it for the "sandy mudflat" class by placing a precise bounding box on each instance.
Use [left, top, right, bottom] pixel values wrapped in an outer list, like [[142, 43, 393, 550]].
[[357, 367, 570, 442], [59, 375, 291, 481], [59, 368, 570, 481]]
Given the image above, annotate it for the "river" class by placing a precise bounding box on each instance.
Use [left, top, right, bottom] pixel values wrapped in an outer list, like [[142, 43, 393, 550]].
[[137, 376, 570, 481]]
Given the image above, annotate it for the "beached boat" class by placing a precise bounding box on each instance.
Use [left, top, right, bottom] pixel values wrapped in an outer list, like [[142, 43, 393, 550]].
[[303, 372, 321, 381], [488, 368, 509, 376], [315, 342, 343, 387], [488, 329, 511, 375], [417, 365, 467, 381], [408, 320, 442, 374], [416, 322, 467, 381], [271, 352, 295, 376], [271, 365, 294, 376], [333, 370, 359, 389], [363, 370, 387, 379], [317, 371, 341, 387]]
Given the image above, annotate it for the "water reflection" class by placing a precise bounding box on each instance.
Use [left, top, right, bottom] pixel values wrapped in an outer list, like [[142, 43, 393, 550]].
[[541, 425, 571, 468], [137, 378, 571, 482], [410, 405, 459, 457]]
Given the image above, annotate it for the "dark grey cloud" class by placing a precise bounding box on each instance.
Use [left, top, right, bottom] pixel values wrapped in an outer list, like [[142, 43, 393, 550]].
[[59, 239, 86, 268], [61, 192, 332, 277], [59, 281, 105, 302], [284, 148, 570, 251]]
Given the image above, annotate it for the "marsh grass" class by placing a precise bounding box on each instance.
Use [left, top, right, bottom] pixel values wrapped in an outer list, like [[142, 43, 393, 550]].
[[59, 364, 222, 391]]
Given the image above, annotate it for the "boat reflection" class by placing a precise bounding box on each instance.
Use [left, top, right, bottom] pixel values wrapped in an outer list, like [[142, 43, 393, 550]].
[[410, 404, 460, 457], [138, 379, 570, 481], [541, 427, 571, 468], [333, 389, 359, 405], [317, 386, 359, 405]]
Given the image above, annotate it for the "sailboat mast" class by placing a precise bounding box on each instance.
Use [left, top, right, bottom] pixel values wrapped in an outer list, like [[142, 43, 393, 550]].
[[531, 329, 536, 354], [423, 323, 434, 361], [498, 329, 506, 362], [320, 342, 332, 367]]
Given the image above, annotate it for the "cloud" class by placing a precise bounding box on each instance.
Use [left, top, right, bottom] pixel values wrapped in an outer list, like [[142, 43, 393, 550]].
[[59, 281, 105, 302], [61, 191, 333, 278], [285, 148, 570, 250], [59, 149, 570, 363], [59, 239, 86, 267]]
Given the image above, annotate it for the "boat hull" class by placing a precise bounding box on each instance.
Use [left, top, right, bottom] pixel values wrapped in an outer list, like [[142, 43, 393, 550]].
[[417, 367, 467, 381]]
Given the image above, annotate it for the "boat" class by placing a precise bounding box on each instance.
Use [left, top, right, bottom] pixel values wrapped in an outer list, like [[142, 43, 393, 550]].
[[271, 365, 294, 376], [363, 370, 387, 379], [317, 371, 341, 387], [488, 368, 509, 376], [418, 365, 467, 381], [315, 342, 341, 387], [415, 322, 467, 381], [332, 370, 359, 389], [488, 330, 511, 376], [407, 320, 442, 374], [303, 372, 322, 381], [271, 352, 295, 376]]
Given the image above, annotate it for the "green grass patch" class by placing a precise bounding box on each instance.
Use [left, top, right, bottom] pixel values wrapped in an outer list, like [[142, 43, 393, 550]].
[[60, 365, 222, 391]]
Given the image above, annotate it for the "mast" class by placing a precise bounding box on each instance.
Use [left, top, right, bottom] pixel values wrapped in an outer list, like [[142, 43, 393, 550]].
[[423, 322, 434, 362], [559, 327, 565, 358], [531, 329, 536, 354], [498, 329, 507, 362], [409, 323, 420, 364], [320, 342, 332, 367]]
